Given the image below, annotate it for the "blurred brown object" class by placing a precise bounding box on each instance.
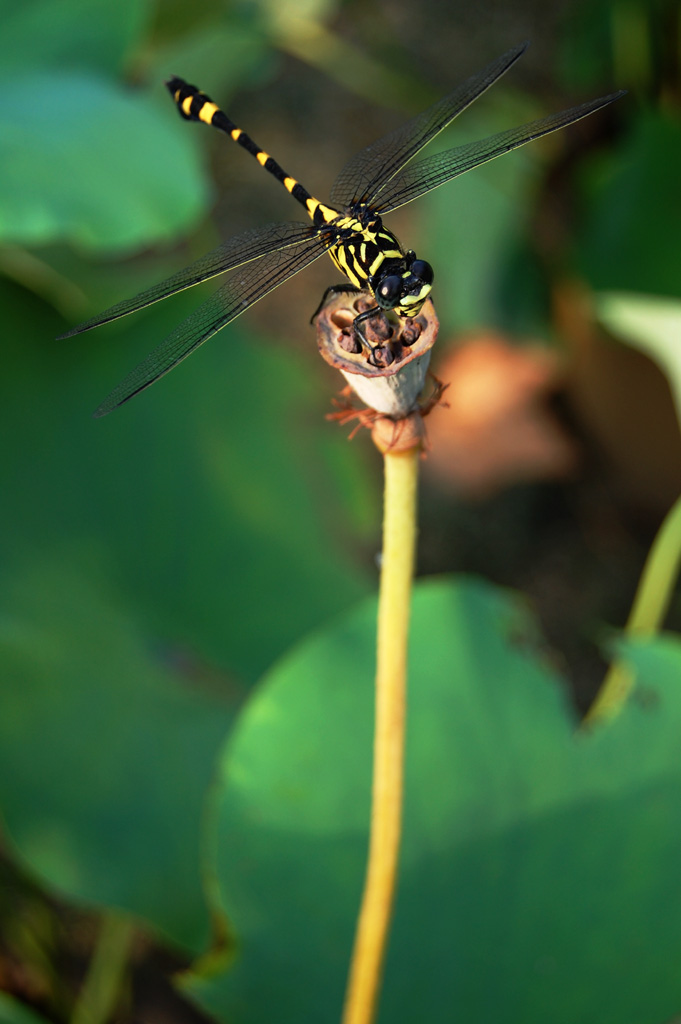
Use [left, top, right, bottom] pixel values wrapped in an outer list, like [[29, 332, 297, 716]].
[[555, 280, 681, 518], [425, 332, 577, 499]]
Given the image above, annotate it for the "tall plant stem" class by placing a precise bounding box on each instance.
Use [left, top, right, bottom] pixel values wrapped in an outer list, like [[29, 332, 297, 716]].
[[584, 491, 681, 726], [70, 911, 134, 1024], [341, 446, 419, 1024]]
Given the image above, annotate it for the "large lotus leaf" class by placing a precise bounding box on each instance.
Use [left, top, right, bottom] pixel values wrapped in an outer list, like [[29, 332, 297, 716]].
[[0, 275, 371, 684], [0, 73, 208, 252], [186, 577, 681, 1024], [0, 245, 371, 953], [0, 552, 233, 951], [0, 0, 151, 77]]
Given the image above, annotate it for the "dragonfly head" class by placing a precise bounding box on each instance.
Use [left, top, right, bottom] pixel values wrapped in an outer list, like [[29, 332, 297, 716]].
[[373, 251, 434, 318]]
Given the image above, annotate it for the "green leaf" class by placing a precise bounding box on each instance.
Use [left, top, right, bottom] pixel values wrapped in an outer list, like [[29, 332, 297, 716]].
[[0, 0, 152, 77], [0, 237, 372, 947], [595, 290, 681, 428], [0, 994, 51, 1024], [249, 0, 339, 37], [144, 21, 273, 93], [577, 111, 681, 298], [186, 577, 681, 1023], [0, 552, 233, 951], [615, 631, 681, 705], [0, 274, 370, 684], [0, 73, 208, 252]]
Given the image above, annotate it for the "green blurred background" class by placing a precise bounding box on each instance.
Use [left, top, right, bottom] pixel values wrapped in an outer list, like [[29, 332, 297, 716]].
[[1, 0, 680, 1020]]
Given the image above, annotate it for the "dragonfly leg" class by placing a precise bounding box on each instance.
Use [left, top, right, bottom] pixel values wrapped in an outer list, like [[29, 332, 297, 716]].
[[311, 287, 394, 365], [352, 303, 394, 364], [310, 283, 362, 323]]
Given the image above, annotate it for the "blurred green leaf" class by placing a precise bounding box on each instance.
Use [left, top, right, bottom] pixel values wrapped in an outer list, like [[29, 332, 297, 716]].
[[595, 290, 681, 427], [556, 0, 616, 91], [241, 0, 338, 29], [0, 0, 152, 77], [558, 0, 664, 94], [0, 552, 233, 951], [0, 994, 50, 1024], [0, 72, 208, 252], [614, 631, 681, 697], [144, 21, 273, 97], [186, 577, 681, 1024], [577, 111, 681, 298], [0, 275, 371, 684]]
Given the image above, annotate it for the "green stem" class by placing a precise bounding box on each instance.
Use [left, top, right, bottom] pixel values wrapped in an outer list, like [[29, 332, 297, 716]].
[[70, 912, 134, 1024], [341, 448, 419, 1024], [584, 492, 681, 726]]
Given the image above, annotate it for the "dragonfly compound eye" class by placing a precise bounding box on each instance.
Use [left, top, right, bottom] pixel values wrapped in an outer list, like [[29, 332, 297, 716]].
[[376, 274, 403, 308], [410, 259, 434, 285]]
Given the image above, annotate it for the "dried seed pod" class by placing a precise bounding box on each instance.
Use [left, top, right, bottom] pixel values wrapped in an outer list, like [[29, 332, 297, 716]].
[[316, 291, 439, 418]]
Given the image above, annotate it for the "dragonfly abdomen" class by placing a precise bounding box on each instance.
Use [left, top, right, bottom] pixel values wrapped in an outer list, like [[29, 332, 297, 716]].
[[167, 76, 318, 213]]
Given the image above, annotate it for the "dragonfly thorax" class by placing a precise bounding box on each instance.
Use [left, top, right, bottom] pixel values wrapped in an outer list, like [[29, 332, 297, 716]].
[[325, 209, 433, 317]]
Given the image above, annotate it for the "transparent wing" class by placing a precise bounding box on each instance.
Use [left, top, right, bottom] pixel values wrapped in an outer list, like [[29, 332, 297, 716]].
[[59, 221, 316, 338], [329, 41, 528, 209], [374, 91, 626, 214], [93, 234, 328, 417]]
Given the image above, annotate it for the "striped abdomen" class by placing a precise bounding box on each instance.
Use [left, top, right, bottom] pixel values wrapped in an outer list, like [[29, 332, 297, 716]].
[[166, 77, 339, 229]]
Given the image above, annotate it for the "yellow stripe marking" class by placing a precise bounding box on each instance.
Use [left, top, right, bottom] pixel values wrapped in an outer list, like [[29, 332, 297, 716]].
[[231, 128, 242, 141], [333, 248, 362, 288], [181, 96, 193, 116], [368, 253, 384, 275], [318, 204, 340, 224], [351, 254, 368, 285], [256, 151, 270, 166], [334, 248, 350, 274], [284, 176, 298, 193], [198, 101, 219, 124]]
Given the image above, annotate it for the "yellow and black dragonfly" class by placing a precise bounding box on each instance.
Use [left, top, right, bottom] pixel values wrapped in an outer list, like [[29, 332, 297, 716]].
[[60, 42, 623, 417]]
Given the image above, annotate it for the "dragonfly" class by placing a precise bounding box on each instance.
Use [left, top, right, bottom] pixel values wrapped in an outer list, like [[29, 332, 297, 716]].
[[59, 42, 624, 417]]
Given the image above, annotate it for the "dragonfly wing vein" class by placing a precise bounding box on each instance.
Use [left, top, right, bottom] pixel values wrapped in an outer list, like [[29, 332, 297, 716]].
[[59, 221, 316, 339], [374, 91, 626, 214], [329, 41, 528, 209], [93, 234, 327, 417]]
